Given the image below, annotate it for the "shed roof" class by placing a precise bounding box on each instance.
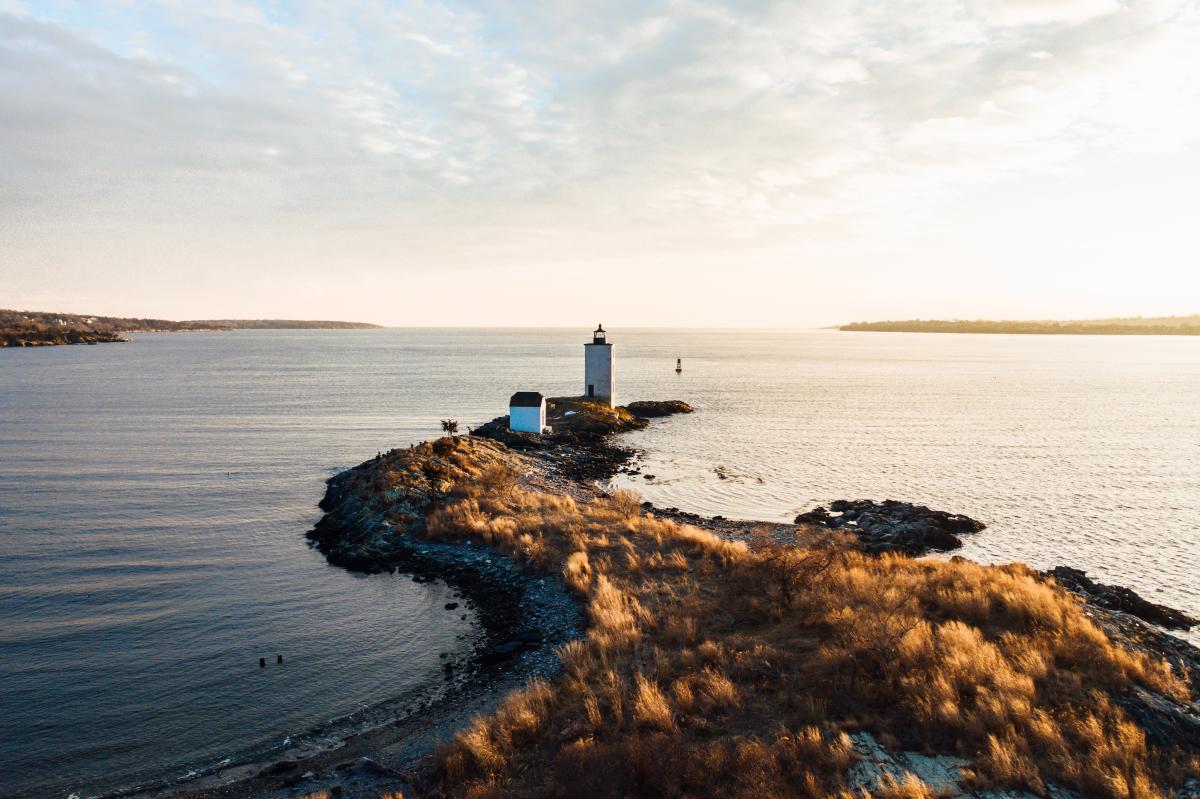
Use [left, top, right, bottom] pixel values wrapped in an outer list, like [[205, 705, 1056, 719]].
[[509, 391, 545, 408]]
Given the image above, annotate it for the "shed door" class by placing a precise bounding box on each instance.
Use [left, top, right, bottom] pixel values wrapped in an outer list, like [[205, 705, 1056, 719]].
[[587, 384, 594, 397]]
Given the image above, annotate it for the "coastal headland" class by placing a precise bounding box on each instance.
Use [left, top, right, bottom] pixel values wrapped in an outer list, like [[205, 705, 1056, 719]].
[[150, 398, 1200, 799], [0, 309, 381, 347], [840, 316, 1200, 336]]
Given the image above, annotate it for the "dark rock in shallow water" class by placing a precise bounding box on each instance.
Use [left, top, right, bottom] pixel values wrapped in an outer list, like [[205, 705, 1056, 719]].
[[1048, 566, 1198, 631], [621, 400, 695, 418], [795, 499, 986, 556]]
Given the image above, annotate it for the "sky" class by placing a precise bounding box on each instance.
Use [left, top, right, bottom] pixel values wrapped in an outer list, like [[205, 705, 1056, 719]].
[[1, 0, 1198, 327]]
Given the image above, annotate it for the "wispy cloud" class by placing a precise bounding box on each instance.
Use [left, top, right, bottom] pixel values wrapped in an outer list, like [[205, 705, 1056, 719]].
[[2, 0, 1198, 323]]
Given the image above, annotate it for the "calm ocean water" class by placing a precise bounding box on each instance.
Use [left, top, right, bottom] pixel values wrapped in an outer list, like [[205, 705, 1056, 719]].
[[2, 328, 1198, 797], [612, 328, 1200, 644]]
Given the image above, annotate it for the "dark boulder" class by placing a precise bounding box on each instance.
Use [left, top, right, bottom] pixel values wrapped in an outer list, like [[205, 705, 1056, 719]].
[[621, 400, 695, 418], [795, 499, 986, 556]]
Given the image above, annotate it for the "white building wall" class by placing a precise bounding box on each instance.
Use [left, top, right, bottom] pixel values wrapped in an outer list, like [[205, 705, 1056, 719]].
[[584, 343, 616, 406], [509, 404, 546, 433]]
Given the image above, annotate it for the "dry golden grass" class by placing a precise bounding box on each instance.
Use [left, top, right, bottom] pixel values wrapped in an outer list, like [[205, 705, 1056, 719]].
[[418, 461, 1195, 799], [632, 674, 675, 731], [869, 772, 936, 799]]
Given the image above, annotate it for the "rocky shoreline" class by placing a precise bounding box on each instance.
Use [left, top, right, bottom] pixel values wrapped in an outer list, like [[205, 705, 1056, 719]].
[[179, 440, 582, 799], [1047, 566, 1199, 631], [305, 441, 583, 669], [134, 397, 1200, 799], [0, 309, 382, 348], [135, 402, 669, 799], [2, 329, 130, 347]]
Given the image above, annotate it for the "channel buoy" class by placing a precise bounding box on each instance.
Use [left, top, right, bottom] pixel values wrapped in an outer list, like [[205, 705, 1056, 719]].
[[675, 358, 682, 374]]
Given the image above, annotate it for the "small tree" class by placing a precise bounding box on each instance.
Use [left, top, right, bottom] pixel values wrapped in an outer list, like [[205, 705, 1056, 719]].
[[440, 419, 459, 438]]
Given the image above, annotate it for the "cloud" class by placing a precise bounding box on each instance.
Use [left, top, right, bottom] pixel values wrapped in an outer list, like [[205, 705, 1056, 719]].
[[2, 0, 1199, 322], [979, 0, 1122, 26]]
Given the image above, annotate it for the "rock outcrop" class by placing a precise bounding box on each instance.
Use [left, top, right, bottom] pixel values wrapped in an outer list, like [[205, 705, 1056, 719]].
[[1077, 597, 1200, 765], [544, 396, 649, 438], [795, 499, 986, 556], [309, 437, 518, 572], [1048, 566, 1199, 631], [621, 400, 695, 418]]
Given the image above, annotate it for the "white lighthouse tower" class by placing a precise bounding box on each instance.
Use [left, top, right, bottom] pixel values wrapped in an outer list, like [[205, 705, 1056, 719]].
[[584, 324, 615, 406]]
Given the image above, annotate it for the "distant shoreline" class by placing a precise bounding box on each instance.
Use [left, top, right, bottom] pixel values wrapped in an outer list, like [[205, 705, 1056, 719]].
[[840, 316, 1200, 336], [1, 308, 382, 348]]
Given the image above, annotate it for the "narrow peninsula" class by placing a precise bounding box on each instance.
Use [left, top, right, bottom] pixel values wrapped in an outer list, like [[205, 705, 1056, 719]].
[[0, 309, 382, 347], [167, 396, 1200, 799]]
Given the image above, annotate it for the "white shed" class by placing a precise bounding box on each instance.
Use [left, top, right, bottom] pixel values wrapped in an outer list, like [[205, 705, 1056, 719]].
[[509, 391, 547, 434]]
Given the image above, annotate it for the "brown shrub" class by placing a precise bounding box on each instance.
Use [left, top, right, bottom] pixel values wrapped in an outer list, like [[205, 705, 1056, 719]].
[[632, 674, 674, 731], [607, 488, 644, 519], [562, 550, 592, 595], [477, 464, 518, 496]]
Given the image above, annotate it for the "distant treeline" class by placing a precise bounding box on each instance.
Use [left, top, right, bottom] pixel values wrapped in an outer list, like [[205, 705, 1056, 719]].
[[185, 319, 384, 330], [840, 316, 1200, 336], [1, 309, 382, 347]]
